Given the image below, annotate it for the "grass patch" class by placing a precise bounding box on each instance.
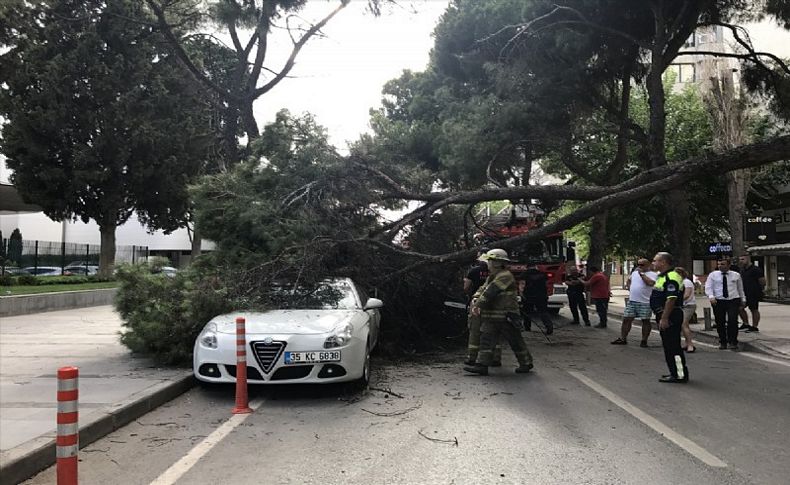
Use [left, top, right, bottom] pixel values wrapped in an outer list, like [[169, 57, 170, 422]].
[[1, 281, 119, 296]]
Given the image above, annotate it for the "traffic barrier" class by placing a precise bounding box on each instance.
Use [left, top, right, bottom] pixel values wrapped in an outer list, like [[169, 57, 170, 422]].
[[57, 366, 79, 485], [232, 317, 253, 414], [703, 307, 712, 331]]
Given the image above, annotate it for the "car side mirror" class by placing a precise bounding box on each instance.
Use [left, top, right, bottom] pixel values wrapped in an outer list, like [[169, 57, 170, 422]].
[[364, 298, 384, 310]]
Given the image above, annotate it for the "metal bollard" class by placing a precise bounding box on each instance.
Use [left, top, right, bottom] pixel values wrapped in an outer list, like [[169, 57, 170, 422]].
[[57, 366, 79, 485], [232, 317, 253, 414], [703, 307, 712, 331]]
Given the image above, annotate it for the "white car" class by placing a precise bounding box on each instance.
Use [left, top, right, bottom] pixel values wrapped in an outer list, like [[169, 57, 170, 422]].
[[194, 278, 382, 386]]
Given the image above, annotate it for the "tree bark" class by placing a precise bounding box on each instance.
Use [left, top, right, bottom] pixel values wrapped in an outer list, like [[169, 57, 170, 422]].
[[588, 212, 608, 272], [98, 224, 116, 278], [666, 189, 692, 268], [726, 170, 751, 257], [191, 224, 202, 259]]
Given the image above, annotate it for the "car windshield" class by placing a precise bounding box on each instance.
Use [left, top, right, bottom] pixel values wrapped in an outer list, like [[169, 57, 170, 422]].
[[268, 281, 358, 310]]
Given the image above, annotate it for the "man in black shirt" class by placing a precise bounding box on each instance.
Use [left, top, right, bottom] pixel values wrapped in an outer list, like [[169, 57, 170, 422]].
[[521, 263, 555, 335], [565, 267, 590, 325], [464, 248, 490, 304], [738, 255, 766, 332]]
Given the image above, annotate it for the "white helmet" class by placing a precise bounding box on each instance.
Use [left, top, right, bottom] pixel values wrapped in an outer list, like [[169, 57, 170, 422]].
[[479, 248, 512, 262]]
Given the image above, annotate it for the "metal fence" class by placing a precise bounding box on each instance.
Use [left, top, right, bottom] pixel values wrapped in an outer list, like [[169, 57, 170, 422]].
[[0, 239, 148, 275]]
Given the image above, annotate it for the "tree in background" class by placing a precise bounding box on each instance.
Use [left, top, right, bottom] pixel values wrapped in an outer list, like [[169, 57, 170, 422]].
[[0, 1, 221, 276], [145, 0, 373, 151], [7, 229, 22, 267]]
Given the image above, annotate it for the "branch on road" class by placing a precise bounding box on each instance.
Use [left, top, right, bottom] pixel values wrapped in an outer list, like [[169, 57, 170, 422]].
[[361, 401, 422, 417], [417, 429, 459, 446], [368, 386, 405, 399]]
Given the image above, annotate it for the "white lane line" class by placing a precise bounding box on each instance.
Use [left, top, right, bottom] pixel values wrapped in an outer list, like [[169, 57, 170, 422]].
[[625, 321, 790, 369], [567, 371, 728, 468], [150, 399, 264, 485], [738, 351, 790, 368]]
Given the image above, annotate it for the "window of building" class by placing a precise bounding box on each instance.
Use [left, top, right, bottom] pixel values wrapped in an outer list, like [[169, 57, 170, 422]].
[[668, 63, 696, 83], [683, 33, 696, 47]]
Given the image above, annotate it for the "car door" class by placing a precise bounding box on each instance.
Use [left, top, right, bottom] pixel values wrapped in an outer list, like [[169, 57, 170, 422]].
[[355, 283, 380, 348]]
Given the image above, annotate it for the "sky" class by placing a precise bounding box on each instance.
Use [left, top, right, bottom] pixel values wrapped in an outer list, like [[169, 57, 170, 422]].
[[245, 0, 450, 147]]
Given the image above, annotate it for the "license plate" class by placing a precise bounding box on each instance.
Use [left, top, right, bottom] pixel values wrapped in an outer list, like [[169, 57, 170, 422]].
[[284, 351, 341, 365]]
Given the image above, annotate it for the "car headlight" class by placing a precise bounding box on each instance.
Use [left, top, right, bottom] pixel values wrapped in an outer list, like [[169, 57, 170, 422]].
[[199, 322, 218, 349], [324, 322, 353, 349]]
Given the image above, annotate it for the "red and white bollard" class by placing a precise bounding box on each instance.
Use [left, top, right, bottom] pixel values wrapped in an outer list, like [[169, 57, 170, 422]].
[[57, 366, 79, 485], [232, 317, 253, 414]]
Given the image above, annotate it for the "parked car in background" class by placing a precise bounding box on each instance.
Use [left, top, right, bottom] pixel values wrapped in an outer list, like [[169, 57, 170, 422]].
[[194, 278, 383, 387], [161, 266, 177, 277], [64, 265, 99, 276], [1, 267, 31, 276], [21, 266, 64, 276]]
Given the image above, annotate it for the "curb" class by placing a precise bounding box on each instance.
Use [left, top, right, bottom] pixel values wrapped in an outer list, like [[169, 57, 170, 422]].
[[605, 310, 789, 361], [0, 373, 195, 485]]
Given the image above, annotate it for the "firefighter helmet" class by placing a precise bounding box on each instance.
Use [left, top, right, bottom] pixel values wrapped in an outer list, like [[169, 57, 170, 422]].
[[479, 248, 512, 262]]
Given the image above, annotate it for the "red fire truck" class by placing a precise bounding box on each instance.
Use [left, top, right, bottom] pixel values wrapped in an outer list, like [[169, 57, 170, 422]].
[[474, 205, 572, 313]]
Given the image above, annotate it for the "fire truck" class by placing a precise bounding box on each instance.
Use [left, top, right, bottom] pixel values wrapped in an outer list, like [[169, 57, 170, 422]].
[[474, 204, 573, 313]]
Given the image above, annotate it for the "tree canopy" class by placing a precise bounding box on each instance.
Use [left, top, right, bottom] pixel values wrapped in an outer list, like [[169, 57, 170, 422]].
[[0, 1, 234, 274]]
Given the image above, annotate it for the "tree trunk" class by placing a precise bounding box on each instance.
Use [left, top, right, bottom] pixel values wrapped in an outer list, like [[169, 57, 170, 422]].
[[666, 189, 692, 269], [98, 224, 116, 278], [588, 212, 608, 271], [704, 72, 750, 258], [241, 102, 259, 141], [726, 169, 751, 257], [191, 224, 202, 259]]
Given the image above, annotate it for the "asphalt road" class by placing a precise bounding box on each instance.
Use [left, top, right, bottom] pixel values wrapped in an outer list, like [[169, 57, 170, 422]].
[[24, 316, 790, 485]]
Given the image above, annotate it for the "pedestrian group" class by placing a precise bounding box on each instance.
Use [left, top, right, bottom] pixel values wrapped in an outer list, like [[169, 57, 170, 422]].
[[462, 249, 765, 384]]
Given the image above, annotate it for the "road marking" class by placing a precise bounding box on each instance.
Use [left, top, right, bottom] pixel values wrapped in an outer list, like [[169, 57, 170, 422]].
[[150, 398, 264, 485], [622, 320, 790, 369], [567, 370, 728, 468], [737, 351, 790, 368]]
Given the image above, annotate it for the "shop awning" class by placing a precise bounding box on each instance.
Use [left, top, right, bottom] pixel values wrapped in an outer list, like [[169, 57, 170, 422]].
[[0, 184, 41, 214], [747, 242, 790, 255]]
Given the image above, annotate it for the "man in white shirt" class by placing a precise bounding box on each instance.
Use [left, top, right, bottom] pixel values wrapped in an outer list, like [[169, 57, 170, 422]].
[[612, 258, 657, 347], [705, 258, 746, 350]]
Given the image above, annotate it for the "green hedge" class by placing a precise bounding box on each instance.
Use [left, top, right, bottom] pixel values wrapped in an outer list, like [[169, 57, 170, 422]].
[[115, 263, 235, 365], [0, 274, 115, 286]]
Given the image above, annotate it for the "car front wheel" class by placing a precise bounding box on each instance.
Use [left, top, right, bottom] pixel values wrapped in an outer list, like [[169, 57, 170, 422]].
[[354, 339, 371, 390]]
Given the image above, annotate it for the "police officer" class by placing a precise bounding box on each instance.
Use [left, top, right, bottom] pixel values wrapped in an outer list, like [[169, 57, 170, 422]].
[[650, 252, 689, 383], [464, 247, 502, 366], [464, 249, 534, 376]]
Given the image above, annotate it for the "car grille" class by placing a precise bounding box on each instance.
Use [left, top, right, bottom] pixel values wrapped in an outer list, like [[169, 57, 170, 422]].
[[250, 341, 286, 374]]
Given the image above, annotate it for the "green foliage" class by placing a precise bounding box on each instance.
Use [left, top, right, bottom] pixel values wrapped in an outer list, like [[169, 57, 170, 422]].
[[37, 276, 92, 286], [7, 229, 22, 266], [0, 274, 14, 286], [194, 110, 380, 260], [0, 1, 228, 271], [115, 263, 235, 365], [17, 274, 37, 286]]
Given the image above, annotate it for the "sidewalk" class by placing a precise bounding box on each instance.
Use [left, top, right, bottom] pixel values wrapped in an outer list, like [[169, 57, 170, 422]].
[[606, 288, 790, 359], [0, 305, 194, 484]]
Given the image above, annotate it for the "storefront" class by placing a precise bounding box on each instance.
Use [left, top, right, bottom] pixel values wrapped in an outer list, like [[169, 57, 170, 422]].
[[748, 243, 790, 301]]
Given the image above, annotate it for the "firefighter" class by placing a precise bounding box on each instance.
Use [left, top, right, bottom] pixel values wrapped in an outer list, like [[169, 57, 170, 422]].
[[464, 249, 534, 376], [464, 247, 502, 366]]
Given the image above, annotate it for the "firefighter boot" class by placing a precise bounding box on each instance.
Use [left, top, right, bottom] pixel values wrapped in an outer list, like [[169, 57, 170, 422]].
[[463, 364, 489, 376], [515, 363, 534, 373]]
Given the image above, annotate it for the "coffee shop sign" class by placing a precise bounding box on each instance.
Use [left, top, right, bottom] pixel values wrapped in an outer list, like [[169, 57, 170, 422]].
[[708, 242, 732, 254]]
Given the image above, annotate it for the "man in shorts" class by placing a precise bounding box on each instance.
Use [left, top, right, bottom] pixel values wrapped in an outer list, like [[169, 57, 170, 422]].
[[612, 258, 657, 348]]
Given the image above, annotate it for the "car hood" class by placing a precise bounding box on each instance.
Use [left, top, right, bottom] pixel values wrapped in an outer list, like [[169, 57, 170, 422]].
[[211, 310, 356, 335]]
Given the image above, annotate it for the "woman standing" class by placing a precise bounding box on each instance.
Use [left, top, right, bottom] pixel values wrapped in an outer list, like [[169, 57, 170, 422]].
[[675, 267, 696, 353]]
